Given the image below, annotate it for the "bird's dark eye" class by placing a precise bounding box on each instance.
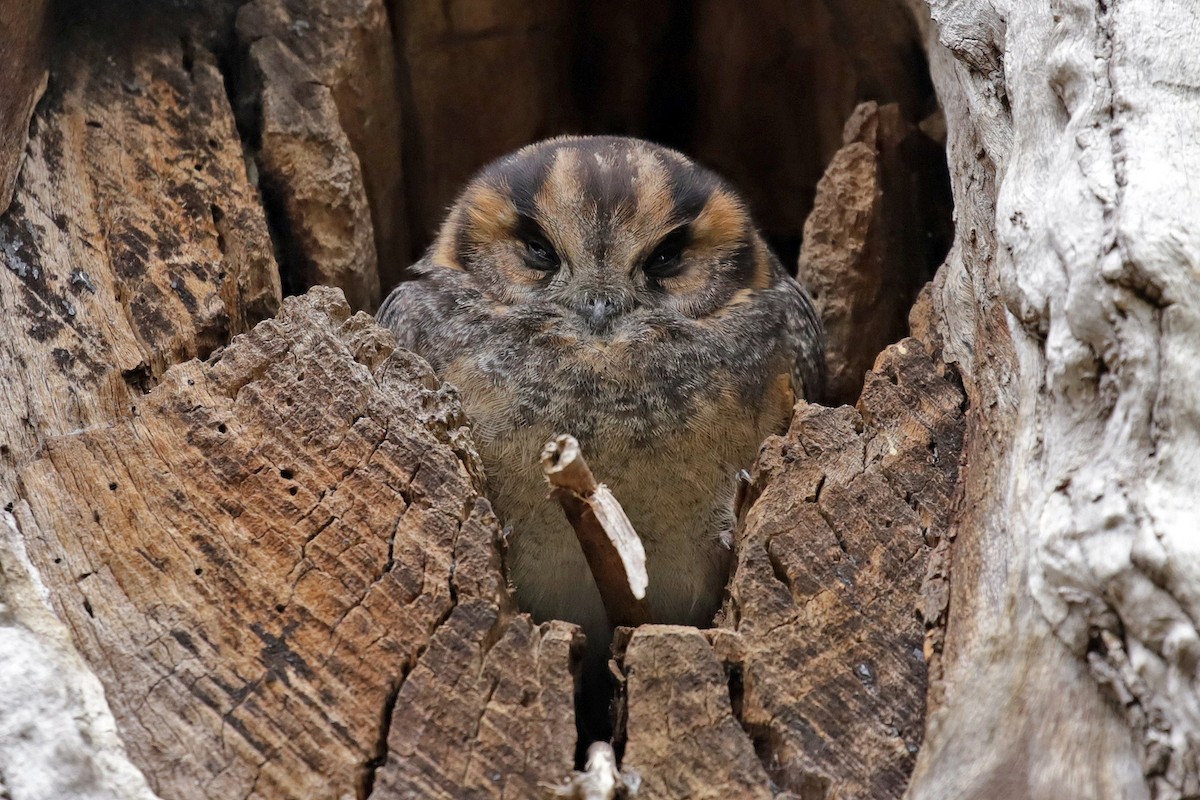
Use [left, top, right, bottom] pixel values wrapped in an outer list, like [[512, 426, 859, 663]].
[[522, 234, 560, 272], [528, 236, 559, 267], [642, 228, 689, 279], [514, 214, 560, 272]]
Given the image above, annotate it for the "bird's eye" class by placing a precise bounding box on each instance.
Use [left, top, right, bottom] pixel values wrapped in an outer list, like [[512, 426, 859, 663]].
[[642, 228, 689, 279], [523, 234, 560, 272]]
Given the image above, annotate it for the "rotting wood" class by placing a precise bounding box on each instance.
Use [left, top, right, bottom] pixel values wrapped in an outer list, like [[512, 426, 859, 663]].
[[235, 0, 404, 309], [616, 625, 774, 800], [541, 434, 651, 629], [604, 336, 965, 800], [798, 101, 952, 405], [0, 511, 161, 800], [0, 18, 281, 506], [904, 0, 1200, 796]]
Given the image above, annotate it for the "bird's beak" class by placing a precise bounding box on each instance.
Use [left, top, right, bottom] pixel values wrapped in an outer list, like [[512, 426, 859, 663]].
[[573, 293, 632, 334], [586, 298, 617, 331]]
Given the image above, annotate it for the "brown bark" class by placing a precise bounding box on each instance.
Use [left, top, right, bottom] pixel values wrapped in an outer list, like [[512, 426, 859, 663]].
[[799, 101, 952, 405], [13, 288, 580, 798], [235, 0, 406, 308]]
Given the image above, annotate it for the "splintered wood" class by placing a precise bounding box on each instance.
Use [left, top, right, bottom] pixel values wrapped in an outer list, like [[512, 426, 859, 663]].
[[0, 19, 281, 505], [541, 434, 651, 628]]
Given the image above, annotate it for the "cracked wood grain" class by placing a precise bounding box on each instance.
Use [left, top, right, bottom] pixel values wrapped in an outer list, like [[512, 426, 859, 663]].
[[906, 1, 1200, 797], [12, 288, 579, 799], [718, 337, 963, 799], [605, 337, 964, 800], [235, 0, 405, 309], [617, 626, 774, 800]]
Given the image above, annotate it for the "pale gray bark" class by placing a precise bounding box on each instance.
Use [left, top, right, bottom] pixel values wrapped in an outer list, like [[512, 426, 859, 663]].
[[0, 513, 160, 800], [909, 1, 1200, 797]]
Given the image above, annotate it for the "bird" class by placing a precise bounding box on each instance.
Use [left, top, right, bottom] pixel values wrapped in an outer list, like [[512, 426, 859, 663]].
[[377, 134, 823, 695]]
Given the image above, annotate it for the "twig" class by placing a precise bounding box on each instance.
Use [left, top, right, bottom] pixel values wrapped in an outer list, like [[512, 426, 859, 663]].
[[540, 435, 650, 628]]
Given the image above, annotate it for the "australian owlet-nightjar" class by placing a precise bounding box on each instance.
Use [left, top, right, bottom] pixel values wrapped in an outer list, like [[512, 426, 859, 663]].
[[377, 135, 824, 662]]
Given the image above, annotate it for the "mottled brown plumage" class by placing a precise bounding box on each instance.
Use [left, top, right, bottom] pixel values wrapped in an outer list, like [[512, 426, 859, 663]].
[[378, 136, 823, 663]]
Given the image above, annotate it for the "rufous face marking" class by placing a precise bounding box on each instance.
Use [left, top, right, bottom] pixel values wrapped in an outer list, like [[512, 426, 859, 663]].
[[433, 135, 774, 327]]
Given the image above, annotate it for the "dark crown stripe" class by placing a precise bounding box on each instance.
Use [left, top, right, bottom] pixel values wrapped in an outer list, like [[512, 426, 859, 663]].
[[452, 144, 557, 264], [666, 160, 717, 225], [498, 143, 557, 218]]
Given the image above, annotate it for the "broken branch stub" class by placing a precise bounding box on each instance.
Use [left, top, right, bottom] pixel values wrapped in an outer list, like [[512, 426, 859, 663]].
[[541, 435, 651, 628]]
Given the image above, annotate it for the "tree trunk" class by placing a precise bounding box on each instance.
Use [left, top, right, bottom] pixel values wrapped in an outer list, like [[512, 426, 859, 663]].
[[905, 1, 1200, 797], [1, 1, 1195, 799]]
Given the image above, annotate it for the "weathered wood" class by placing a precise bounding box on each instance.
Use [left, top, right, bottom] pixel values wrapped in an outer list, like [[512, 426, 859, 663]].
[[375, 599, 582, 798], [905, 0, 1200, 797], [0, 0, 50, 215], [14, 3, 1197, 798], [372, 480, 582, 799], [0, 24, 281, 506], [0, 511, 161, 800], [11, 288, 576, 799], [798, 101, 952, 405], [617, 626, 774, 800], [236, 0, 406, 308], [604, 338, 964, 800], [541, 434, 650, 629], [721, 338, 963, 799]]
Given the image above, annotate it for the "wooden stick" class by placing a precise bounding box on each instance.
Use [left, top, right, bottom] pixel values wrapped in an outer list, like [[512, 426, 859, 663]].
[[540, 435, 651, 628]]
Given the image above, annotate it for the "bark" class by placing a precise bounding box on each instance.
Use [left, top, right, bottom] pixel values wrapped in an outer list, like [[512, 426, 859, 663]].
[[234, 0, 405, 308], [798, 101, 952, 405], [904, 1, 1200, 798], [0, 9, 280, 508]]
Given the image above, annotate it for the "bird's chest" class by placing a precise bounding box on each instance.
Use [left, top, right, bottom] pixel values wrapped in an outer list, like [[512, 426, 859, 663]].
[[446, 348, 782, 536]]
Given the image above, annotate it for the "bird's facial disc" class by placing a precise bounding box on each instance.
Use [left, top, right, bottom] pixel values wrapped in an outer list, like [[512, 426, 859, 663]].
[[438, 137, 776, 327]]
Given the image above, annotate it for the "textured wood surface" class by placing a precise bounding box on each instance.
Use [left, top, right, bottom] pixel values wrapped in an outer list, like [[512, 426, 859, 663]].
[[906, 0, 1200, 797], [0, 23, 281, 506], [798, 101, 952, 405], [12, 288, 578, 799], [618, 626, 773, 800], [376, 597, 581, 798], [0, 0, 50, 215], [236, 0, 406, 308], [606, 338, 964, 800], [720, 338, 963, 799]]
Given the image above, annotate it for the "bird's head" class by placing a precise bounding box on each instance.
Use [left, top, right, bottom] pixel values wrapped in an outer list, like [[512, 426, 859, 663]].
[[427, 136, 781, 334]]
